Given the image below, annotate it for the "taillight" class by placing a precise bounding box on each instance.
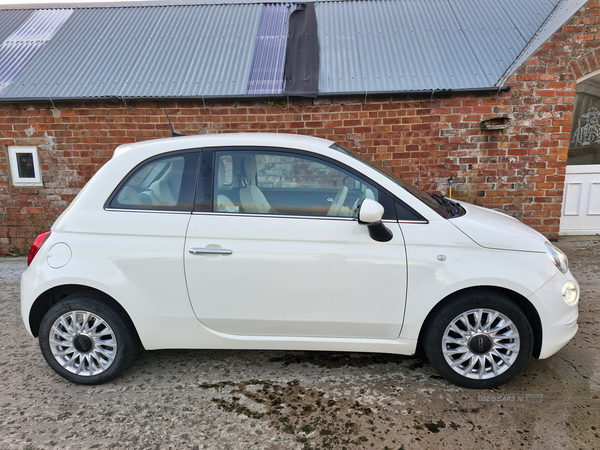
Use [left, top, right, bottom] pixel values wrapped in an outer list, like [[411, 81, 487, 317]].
[[27, 230, 51, 266]]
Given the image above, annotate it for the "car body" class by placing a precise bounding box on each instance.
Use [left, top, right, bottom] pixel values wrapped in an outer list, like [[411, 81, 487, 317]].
[[21, 133, 580, 388]]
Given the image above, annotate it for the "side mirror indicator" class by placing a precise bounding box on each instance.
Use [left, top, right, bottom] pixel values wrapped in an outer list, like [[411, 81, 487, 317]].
[[358, 199, 393, 242]]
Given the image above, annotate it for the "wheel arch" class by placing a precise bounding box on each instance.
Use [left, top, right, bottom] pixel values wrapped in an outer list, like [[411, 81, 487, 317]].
[[417, 285, 543, 358], [28, 284, 141, 346]]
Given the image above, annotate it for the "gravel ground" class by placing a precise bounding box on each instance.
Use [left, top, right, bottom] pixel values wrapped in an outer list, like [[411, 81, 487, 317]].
[[0, 240, 599, 450]]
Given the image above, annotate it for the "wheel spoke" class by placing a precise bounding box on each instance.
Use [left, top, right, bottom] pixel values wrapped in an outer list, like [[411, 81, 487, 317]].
[[443, 349, 469, 358], [490, 349, 512, 366], [448, 322, 469, 339], [461, 355, 478, 376], [494, 341, 519, 353], [93, 346, 115, 362], [71, 312, 84, 333], [52, 347, 76, 358], [494, 329, 519, 341], [488, 318, 512, 335], [87, 317, 107, 335], [481, 312, 499, 333], [51, 327, 73, 341], [477, 356, 488, 378], [460, 313, 476, 334], [443, 336, 468, 347], [60, 317, 76, 336], [64, 354, 79, 369], [473, 310, 484, 332], [449, 352, 471, 368], [94, 337, 116, 349]]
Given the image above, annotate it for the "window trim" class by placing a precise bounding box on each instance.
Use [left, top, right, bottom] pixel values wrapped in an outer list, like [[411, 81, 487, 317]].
[[6, 146, 43, 187]]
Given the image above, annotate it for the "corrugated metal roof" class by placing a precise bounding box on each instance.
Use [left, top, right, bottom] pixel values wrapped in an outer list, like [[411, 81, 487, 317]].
[[317, 0, 564, 93], [3, 4, 261, 99], [0, 9, 32, 44], [0, 9, 73, 94], [0, 0, 587, 100], [447, 0, 555, 82]]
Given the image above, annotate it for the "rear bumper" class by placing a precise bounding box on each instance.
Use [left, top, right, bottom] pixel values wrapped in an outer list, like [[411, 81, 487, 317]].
[[20, 266, 50, 338]]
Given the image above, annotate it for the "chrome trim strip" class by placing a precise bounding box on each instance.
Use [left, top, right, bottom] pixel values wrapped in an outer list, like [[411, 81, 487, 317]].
[[105, 208, 192, 214], [396, 220, 429, 224], [191, 211, 356, 221], [189, 248, 233, 255]]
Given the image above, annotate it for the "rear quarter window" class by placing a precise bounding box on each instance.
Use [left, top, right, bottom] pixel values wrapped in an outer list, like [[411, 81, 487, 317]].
[[107, 152, 199, 212]]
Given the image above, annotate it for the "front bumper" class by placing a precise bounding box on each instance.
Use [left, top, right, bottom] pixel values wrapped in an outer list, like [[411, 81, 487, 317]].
[[528, 271, 579, 359]]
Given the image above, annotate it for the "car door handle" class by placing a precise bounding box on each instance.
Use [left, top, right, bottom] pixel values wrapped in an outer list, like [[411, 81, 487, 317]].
[[189, 248, 233, 255]]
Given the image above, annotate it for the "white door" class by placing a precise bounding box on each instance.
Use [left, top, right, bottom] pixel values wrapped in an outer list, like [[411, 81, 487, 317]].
[[184, 148, 407, 339], [562, 73, 600, 235], [560, 164, 600, 235]]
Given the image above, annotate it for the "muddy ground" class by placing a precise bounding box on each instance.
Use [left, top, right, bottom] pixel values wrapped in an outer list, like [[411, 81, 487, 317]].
[[0, 240, 598, 449]]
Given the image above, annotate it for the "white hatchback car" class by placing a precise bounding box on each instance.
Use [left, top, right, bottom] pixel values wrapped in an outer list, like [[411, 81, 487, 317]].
[[21, 133, 579, 388]]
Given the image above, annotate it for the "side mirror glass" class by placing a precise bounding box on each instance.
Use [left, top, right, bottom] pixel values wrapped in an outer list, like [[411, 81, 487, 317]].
[[358, 199, 393, 242]]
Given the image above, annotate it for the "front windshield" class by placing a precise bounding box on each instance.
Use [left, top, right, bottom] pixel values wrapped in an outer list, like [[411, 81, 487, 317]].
[[330, 143, 446, 214]]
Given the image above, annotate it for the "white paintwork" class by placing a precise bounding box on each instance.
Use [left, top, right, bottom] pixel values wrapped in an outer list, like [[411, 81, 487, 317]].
[[358, 198, 384, 223], [185, 213, 407, 339], [21, 133, 579, 370], [451, 201, 549, 252], [560, 164, 600, 235]]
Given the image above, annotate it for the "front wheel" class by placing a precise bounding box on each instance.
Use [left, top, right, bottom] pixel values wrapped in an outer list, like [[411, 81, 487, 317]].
[[423, 291, 533, 389], [38, 294, 140, 385]]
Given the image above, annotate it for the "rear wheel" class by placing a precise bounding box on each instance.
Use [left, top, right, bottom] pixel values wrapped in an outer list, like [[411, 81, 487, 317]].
[[423, 291, 533, 389], [38, 294, 139, 385]]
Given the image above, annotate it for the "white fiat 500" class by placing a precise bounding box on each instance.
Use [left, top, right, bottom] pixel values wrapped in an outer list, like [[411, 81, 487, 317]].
[[21, 133, 579, 388]]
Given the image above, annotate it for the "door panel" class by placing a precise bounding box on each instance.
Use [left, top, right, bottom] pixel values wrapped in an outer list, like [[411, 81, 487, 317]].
[[184, 214, 407, 339], [560, 164, 600, 234]]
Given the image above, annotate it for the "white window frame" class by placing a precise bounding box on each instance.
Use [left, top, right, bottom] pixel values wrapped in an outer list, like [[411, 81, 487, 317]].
[[7, 146, 43, 187]]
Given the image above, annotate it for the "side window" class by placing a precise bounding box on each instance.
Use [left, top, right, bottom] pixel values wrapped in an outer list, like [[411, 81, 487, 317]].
[[109, 153, 199, 211], [213, 150, 378, 217], [6, 146, 43, 187]]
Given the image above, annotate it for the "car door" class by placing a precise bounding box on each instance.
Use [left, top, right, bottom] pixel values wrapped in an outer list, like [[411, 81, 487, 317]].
[[184, 148, 407, 339]]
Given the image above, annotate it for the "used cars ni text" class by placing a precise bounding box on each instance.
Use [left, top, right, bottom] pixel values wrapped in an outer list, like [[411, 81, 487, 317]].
[[21, 133, 579, 388]]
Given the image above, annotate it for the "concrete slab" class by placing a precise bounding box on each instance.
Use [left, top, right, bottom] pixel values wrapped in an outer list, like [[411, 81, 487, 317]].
[[1, 241, 599, 449]]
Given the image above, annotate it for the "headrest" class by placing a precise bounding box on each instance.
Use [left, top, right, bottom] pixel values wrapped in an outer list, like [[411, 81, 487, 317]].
[[150, 180, 176, 205], [243, 155, 257, 185]]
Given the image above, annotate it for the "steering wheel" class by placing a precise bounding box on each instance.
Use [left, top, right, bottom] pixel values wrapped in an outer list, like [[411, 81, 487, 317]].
[[351, 194, 365, 216], [327, 186, 348, 216]]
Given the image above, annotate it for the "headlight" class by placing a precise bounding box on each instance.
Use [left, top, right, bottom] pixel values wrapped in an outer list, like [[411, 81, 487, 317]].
[[545, 242, 568, 274], [562, 281, 579, 305]]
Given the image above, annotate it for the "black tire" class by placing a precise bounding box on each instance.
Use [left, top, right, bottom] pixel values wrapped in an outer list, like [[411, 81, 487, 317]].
[[422, 290, 533, 389], [38, 294, 140, 385]]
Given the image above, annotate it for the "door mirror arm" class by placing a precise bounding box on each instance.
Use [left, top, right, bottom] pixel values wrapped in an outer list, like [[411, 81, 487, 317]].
[[358, 198, 393, 242]]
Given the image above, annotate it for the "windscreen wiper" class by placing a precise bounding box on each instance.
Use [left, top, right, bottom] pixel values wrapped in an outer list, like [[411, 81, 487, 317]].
[[430, 193, 461, 217]]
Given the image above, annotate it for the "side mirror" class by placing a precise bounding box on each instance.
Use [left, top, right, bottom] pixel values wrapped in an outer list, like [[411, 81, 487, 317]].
[[358, 199, 393, 242]]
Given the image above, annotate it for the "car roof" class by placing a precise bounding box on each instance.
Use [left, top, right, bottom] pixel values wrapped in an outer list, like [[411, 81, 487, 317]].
[[113, 133, 336, 158]]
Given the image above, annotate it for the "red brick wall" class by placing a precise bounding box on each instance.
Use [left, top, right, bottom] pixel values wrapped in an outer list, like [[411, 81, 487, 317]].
[[1, 1, 599, 256]]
